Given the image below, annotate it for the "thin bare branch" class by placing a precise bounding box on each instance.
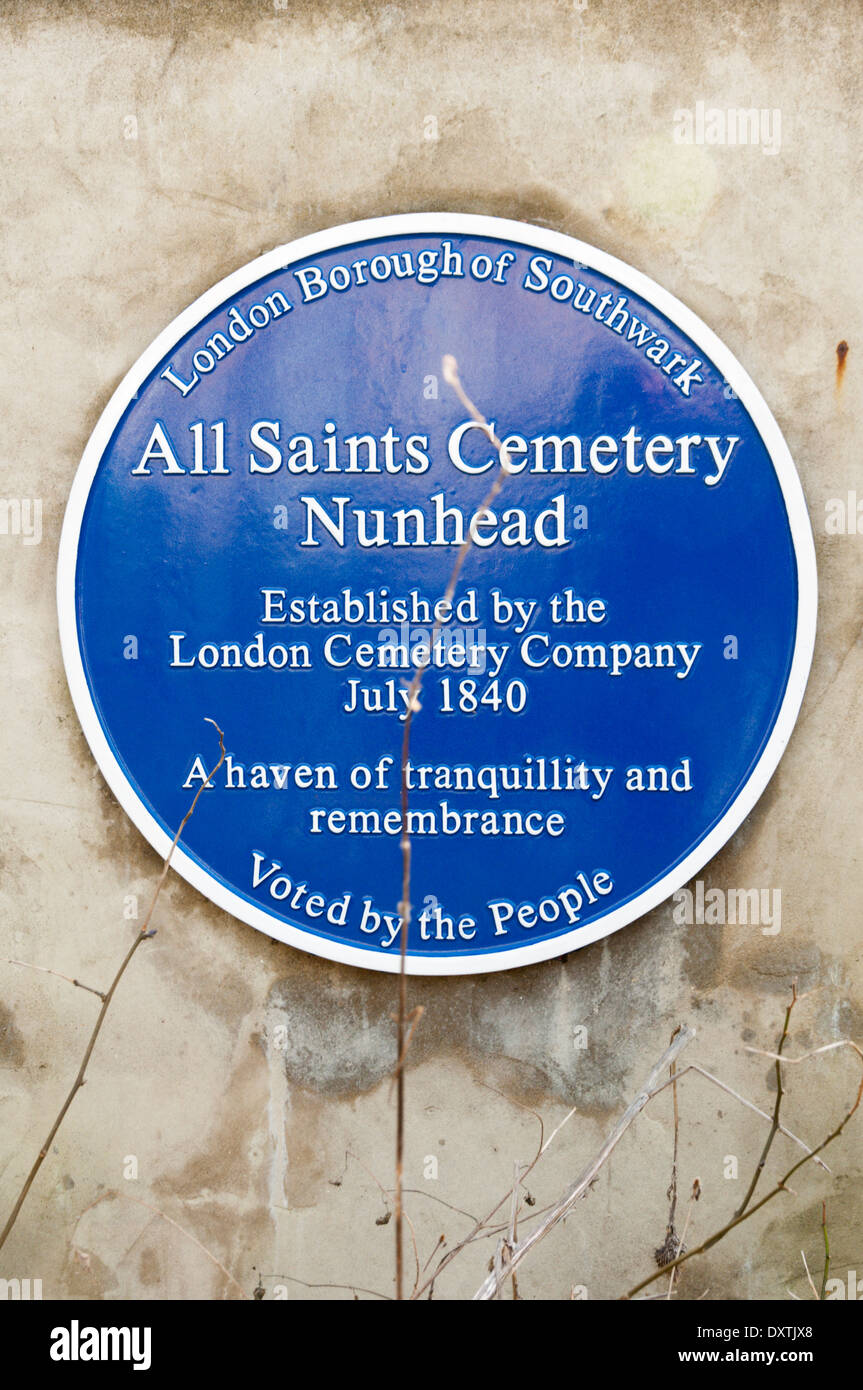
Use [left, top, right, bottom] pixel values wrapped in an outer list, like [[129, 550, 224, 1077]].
[[540, 1104, 578, 1156], [268, 1274, 391, 1301], [394, 356, 515, 1299], [389, 1005, 424, 1094], [421, 1233, 446, 1276], [404, 1208, 422, 1297], [75, 1188, 246, 1300], [667, 1178, 701, 1298], [649, 1064, 830, 1172], [735, 983, 797, 1218], [506, 1161, 524, 1300], [413, 1055, 580, 1299], [397, 1189, 478, 1222], [7, 958, 105, 1001], [416, 1026, 828, 1301], [620, 1038, 863, 1300], [474, 1024, 697, 1299], [342, 1149, 392, 1221], [746, 1039, 863, 1068], [0, 719, 226, 1255], [801, 1248, 819, 1300], [655, 1025, 683, 1268]]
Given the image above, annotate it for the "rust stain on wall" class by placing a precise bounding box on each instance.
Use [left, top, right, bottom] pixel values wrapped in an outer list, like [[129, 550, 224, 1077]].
[[836, 339, 849, 390]]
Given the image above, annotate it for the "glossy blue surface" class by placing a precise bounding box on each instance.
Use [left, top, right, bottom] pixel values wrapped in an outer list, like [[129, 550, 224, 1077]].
[[73, 229, 799, 962]]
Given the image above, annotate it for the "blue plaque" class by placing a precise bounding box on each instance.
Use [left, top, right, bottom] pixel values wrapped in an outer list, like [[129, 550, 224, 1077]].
[[58, 215, 816, 974]]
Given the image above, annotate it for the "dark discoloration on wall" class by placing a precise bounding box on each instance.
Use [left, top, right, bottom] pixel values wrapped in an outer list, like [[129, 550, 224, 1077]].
[[0, 1003, 25, 1068], [148, 908, 258, 1026], [64, 1245, 118, 1298], [153, 1041, 267, 1202], [267, 902, 683, 1110], [148, 1038, 273, 1285], [138, 1245, 160, 1285]]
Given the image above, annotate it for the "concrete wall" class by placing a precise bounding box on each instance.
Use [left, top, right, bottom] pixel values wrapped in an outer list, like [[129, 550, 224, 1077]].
[[1, 0, 860, 1300]]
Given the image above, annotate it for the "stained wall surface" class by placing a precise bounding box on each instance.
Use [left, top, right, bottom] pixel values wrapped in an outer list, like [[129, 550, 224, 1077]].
[[0, 0, 861, 1301]]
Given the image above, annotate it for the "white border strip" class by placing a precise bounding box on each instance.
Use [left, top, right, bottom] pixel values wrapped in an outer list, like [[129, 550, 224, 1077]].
[[57, 214, 817, 975]]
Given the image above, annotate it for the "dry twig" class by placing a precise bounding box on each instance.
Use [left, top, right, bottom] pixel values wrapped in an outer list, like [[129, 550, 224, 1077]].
[[411, 1011, 830, 1299], [393, 357, 515, 1299], [473, 1025, 697, 1299], [73, 1188, 247, 1300], [734, 983, 797, 1218], [413, 1077, 580, 1299], [0, 719, 226, 1254], [655, 1025, 684, 1268], [667, 1178, 701, 1299], [8, 959, 106, 1001], [620, 1013, 863, 1300], [819, 1200, 830, 1300]]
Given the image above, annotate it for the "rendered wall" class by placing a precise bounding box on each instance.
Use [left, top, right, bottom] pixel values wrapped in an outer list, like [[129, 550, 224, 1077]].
[[0, 0, 860, 1300]]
